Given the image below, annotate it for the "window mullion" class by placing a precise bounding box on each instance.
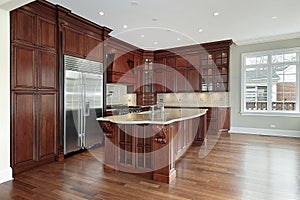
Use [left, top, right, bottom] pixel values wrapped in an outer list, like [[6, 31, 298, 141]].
[[267, 56, 273, 111], [296, 52, 300, 113]]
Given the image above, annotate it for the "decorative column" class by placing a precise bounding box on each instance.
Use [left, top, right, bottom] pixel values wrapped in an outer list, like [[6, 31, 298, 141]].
[[152, 124, 176, 183]]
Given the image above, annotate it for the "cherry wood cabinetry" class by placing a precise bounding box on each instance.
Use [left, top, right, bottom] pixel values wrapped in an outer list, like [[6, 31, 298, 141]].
[[11, 92, 58, 174], [11, 44, 36, 90], [137, 93, 156, 106], [200, 50, 229, 92], [165, 57, 176, 92], [58, 6, 108, 62], [62, 26, 85, 57], [203, 107, 230, 134], [10, 1, 59, 174], [193, 114, 207, 145], [153, 64, 165, 93], [105, 37, 143, 85], [10, 0, 111, 174], [37, 50, 57, 90], [12, 93, 35, 167], [11, 9, 56, 50], [153, 40, 232, 93], [101, 115, 203, 183]]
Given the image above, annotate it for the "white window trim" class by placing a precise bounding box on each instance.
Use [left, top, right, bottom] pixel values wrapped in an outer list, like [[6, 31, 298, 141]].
[[241, 47, 300, 116]]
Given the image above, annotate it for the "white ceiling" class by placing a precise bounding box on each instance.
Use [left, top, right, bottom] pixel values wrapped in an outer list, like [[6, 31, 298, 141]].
[[48, 0, 300, 50]]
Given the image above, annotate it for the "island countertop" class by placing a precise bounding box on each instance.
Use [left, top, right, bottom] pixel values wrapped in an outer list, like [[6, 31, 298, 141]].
[[97, 108, 207, 125]]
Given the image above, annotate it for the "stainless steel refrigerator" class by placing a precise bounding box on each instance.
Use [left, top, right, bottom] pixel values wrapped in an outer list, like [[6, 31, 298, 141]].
[[64, 55, 104, 154]]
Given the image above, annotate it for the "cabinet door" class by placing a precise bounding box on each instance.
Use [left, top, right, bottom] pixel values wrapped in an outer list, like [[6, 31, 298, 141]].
[[85, 34, 103, 62], [63, 26, 85, 57], [37, 50, 57, 90], [37, 16, 56, 50], [153, 67, 165, 93], [165, 57, 176, 93], [175, 57, 187, 92], [37, 93, 57, 160], [187, 67, 200, 92], [118, 125, 134, 167], [11, 10, 36, 45], [218, 108, 230, 132], [206, 108, 218, 134], [12, 45, 36, 90], [165, 68, 175, 93], [134, 55, 143, 92], [12, 92, 36, 166], [176, 67, 187, 92]]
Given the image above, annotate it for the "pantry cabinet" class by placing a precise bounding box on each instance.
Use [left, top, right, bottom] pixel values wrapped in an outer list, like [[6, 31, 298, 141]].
[[10, 0, 111, 174], [10, 1, 59, 174], [11, 91, 58, 174]]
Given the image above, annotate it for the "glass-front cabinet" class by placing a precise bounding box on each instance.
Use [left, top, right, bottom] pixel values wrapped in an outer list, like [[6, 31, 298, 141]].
[[200, 50, 229, 92]]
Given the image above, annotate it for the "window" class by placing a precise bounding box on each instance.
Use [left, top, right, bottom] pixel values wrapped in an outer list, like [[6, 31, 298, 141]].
[[242, 48, 300, 114]]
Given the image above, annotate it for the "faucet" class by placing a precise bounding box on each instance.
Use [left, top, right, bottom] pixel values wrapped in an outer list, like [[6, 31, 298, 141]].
[[157, 99, 165, 112]]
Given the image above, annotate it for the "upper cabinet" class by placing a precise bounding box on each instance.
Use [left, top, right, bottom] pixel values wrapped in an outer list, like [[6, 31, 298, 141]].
[[153, 40, 232, 93], [200, 40, 231, 92], [200, 50, 229, 92], [105, 37, 143, 85], [11, 10, 36, 45], [11, 2, 58, 91], [37, 16, 57, 50], [11, 9, 57, 51], [57, 5, 111, 62], [62, 26, 85, 58]]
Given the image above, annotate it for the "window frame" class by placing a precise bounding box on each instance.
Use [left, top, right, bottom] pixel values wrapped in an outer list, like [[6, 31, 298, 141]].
[[241, 47, 300, 116]]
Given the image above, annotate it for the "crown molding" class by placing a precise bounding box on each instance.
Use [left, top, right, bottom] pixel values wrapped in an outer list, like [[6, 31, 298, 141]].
[[235, 32, 300, 46]]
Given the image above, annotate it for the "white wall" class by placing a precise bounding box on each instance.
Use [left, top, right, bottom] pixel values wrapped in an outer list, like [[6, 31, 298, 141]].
[[0, 8, 13, 184], [230, 38, 300, 137], [0, 0, 34, 184]]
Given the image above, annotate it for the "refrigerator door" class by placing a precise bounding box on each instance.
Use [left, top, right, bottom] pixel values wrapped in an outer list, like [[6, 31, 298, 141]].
[[82, 73, 104, 148], [64, 70, 84, 154]]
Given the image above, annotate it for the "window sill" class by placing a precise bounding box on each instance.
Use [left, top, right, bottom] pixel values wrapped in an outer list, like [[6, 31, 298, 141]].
[[240, 111, 300, 118]]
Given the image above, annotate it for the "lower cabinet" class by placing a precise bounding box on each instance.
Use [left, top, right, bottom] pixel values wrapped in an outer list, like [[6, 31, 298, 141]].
[[193, 114, 207, 145], [12, 91, 58, 174], [203, 107, 230, 134], [118, 125, 153, 171]]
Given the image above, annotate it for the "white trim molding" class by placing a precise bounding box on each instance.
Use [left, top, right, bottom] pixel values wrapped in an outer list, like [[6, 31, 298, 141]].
[[0, 167, 13, 184], [235, 32, 300, 46], [229, 127, 300, 138]]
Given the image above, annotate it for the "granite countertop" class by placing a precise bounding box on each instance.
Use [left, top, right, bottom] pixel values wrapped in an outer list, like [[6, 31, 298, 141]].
[[97, 108, 207, 125]]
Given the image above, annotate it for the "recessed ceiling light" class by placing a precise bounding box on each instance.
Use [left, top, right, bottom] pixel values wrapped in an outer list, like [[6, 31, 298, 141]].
[[152, 18, 158, 22], [131, 1, 138, 6], [98, 11, 104, 16], [177, 38, 181, 41], [213, 12, 219, 16], [141, 34, 145, 38], [123, 25, 128, 29], [154, 42, 158, 45], [271, 16, 278, 19], [198, 29, 203, 33]]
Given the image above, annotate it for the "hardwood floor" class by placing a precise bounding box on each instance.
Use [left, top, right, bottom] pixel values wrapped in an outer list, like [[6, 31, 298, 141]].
[[1, 133, 299, 200]]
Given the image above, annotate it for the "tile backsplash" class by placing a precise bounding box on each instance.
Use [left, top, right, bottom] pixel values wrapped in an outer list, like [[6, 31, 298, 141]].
[[157, 92, 230, 107], [106, 84, 137, 106]]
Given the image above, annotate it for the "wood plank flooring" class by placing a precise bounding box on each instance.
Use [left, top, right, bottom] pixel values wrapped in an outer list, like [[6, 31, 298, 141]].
[[0, 133, 299, 200]]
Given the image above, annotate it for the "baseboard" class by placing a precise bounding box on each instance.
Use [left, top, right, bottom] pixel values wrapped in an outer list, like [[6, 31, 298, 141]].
[[0, 167, 13, 184], [229, 127, 300, 138]]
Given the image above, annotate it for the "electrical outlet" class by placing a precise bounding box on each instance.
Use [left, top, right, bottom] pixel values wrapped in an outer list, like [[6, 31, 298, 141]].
[[270, 124, 276, 128]]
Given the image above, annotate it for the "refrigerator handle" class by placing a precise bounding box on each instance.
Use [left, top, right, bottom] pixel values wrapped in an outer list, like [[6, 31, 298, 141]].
[[84, 101, 90, 116], [80, 84, 85, 149]]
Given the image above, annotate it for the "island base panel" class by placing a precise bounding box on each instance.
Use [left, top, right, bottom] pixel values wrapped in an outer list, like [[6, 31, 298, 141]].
[[153, 169, 176, 183]]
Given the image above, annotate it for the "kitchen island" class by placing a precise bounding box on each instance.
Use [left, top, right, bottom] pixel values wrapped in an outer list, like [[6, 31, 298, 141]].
[[97, 108, 207, 183]]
